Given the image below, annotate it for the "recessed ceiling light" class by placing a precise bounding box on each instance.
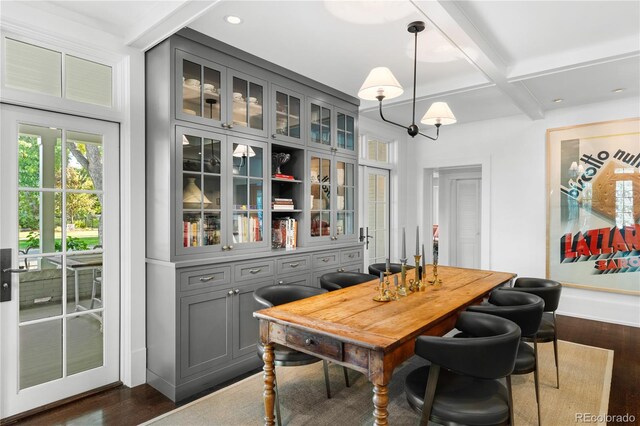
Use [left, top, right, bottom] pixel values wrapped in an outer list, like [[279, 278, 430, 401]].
[[553, 98, 564, 103], [225, 15, 242, 25], [612, 88, 625, 93]]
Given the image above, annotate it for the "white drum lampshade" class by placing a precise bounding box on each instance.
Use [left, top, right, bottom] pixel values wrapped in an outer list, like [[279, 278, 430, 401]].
[[421, 102, 457, 126], [358, 67, 404, 100]]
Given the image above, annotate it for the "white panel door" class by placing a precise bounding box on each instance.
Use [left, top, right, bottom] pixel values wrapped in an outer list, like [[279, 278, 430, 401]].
[[362, 167, 390, 267], [0, 104, 120, 419], [451, 178, 481, 268]]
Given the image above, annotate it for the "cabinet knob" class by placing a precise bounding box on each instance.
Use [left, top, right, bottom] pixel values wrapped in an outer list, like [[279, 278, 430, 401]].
[[278, 280, 284, 285], [227, 290, 234, 296], [234, 289, 240, 294], [271, 134, 277, 139], [304, 338, 315, 346], [228, 245, 233, 250], [337, 268, 345, 273], [227, 123, 234, 129], [222, 245, 228, 251], [221, 123, 228, 128]]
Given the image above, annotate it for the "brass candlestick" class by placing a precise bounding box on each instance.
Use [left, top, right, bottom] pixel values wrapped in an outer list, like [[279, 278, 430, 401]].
[[413, 255, 424, 291], [397, 262, 408, 297], [428, 261, 442, 287], [373, 271, 393, 302]]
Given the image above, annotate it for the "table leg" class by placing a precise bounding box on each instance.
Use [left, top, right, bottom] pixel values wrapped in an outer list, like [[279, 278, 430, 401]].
[[262, 342, 276, 426], [373, 383, 389, 425]]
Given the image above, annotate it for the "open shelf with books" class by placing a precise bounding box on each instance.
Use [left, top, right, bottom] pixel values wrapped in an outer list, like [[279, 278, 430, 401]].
[[271, 143, 305, 249]]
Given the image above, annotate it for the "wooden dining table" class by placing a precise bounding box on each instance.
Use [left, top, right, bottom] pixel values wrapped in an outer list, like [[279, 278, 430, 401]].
[[254, 265, 516, 425]]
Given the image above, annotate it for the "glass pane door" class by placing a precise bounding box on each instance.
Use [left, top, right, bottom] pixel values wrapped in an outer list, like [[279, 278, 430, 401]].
[[230, 74, 265, 135], [364, 167, 390, 266], [337, 112, 355, 152], [232, 142, 264, 245], [181, 133, 223, 248], [0, 105, 119, 418], [310, 155, 332, 239], [310, 101, 331, 148], [274, 89, 302, 143], [336, 160, 355, 238]]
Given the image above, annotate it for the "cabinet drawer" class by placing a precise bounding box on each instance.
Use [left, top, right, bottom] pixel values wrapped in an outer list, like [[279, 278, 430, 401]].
[[234, 260, 275, 282], [341, 247, 363, 264], [276, 272, 312, 287], [285, 327, 343, 362], [312, 252, 339, 269], [276, 255, 311, 275], [179, 265, 232, 292]]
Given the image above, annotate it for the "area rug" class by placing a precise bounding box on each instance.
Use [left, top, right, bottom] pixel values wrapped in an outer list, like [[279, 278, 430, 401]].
[[143, 340, 613, 426]]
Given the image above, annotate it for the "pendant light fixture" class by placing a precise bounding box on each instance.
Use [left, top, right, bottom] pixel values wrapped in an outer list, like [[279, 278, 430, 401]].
[[358, 21, 456, 140]]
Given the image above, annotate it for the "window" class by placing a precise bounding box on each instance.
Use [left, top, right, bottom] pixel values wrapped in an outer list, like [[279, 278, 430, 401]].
[[366, 139, 388, 163], [4, 38, 112, 108], [615, 180, 633, 228]]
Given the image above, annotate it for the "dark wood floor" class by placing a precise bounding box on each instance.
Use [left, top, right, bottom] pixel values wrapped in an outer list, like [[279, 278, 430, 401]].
[[4, 315, 639, 426]]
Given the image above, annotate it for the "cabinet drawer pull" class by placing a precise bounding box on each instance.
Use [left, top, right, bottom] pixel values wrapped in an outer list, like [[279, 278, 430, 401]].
[[199, 276, 214, 282], [289, 262, 300, 268], [321, 258, 330, 263], [348, 253, 355, 258], [249, 268, 262, 274]]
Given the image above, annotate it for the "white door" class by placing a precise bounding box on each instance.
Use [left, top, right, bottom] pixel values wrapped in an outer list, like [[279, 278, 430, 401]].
[[450, 178, 481, 268], [0, 104, 120, 418], [362, 167, 390, 267]]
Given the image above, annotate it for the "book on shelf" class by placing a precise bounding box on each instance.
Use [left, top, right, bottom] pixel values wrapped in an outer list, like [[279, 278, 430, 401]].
[[272, 197, 295, 210], [183, 219, 202, 247], [273, 173, 295, 180], [272, 217, 297, 249], [234, 215, 263, 243]]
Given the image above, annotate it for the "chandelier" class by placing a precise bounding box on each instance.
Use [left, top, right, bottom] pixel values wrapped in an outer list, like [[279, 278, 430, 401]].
[[358, 21, 456, 140]]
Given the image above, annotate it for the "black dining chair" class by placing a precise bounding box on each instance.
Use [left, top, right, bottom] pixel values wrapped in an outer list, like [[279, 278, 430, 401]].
[[467, 290, 545, 425], [368, 262, 416, 276], [319, 271, 378, 291], [405, 311, 521, 426], [253, 285, 349, 426], [502, 277, 562, 388]]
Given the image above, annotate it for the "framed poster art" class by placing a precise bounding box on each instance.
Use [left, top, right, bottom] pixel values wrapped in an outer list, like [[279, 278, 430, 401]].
[[547, 117, 640, 294]]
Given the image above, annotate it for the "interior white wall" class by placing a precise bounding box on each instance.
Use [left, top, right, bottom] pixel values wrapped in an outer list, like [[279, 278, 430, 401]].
[[400, 96, 640, 327], [1, 2, 147, 386]]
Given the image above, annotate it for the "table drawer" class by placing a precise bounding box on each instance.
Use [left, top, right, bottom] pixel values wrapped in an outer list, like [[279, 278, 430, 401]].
[[341, 247, 363, 264], [179, 265, 231, 292], [312, 252, 339, 269], [276, 255, 311, 276], [234, 260, 275, 282], [285, 327, 343, 362]]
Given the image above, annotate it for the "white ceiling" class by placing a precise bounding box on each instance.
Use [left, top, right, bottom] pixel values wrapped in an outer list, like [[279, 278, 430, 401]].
[[2, 0, 639, 127]]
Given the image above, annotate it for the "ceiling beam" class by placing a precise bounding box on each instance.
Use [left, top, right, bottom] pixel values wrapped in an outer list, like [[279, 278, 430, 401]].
[[411, 0, 545, 120], [125, 0, 221, 51]]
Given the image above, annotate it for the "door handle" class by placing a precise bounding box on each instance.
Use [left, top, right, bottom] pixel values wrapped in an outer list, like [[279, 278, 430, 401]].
[[1, 248, 26, 303], [359, 227, 373, 250]]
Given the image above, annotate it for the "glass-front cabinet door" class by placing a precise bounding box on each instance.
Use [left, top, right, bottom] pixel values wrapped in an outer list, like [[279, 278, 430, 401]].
[[227, 71, 267, 138], [271, 85, 304, 145], [336, 109, 357, 156], [309, 98, 332, 151], [335, 157, 357, 241], [176, 127, 226, 255], [308, 151, 333, 243], [230, 138, 268, 250], [176, 50, 226, 128]]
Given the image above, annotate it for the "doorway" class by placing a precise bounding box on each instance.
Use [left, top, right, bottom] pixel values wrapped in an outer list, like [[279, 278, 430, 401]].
[[431, 166, 482, 269], [360, 166, 390, 267], [0, 104, 120, 418]]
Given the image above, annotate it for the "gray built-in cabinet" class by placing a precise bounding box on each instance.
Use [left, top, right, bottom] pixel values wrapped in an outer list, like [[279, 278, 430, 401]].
[[145, 29, 363, 402]]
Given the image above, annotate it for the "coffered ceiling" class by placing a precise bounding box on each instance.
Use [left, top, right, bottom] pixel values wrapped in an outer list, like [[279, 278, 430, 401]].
[[2, 1, 639, 125]]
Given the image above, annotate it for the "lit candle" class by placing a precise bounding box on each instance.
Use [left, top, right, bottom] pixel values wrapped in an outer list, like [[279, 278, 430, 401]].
[[416, 226, 420, 255], [386, 258, 391, 272], [401, 228, 406, 260]]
